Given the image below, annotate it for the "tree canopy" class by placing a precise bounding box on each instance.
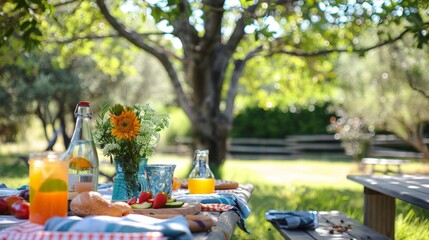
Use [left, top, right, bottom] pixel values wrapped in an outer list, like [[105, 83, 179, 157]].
[[1, 0, 429, 170]]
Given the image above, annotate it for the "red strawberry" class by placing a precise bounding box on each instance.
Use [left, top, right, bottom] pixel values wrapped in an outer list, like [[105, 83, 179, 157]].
[[152, 192, 168, 209], [127, 197, 137, 205], [138, 191, 152, 203]]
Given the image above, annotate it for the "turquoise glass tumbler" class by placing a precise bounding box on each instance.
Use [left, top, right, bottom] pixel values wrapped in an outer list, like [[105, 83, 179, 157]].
[[145, 164, 176, 198]]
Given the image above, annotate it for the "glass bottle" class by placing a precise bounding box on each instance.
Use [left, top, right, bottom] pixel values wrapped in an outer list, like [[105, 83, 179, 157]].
[[62, 101, 99, 196], [187, 149, 215, 194]]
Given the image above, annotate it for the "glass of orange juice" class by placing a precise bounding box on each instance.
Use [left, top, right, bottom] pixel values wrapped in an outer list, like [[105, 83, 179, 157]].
[[29, 152, 69, 225], [188, 178, 215, 194]]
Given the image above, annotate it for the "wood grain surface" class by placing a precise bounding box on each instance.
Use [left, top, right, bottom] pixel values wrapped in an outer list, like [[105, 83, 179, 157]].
[[132, 202, 201, 216]]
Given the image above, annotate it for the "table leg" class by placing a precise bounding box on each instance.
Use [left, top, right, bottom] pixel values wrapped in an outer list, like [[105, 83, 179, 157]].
[[363, 187, 395, 239]]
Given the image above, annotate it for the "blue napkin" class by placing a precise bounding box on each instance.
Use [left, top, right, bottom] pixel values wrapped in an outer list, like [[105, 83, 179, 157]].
[[45, 214, 192, 240], [265, 210, 318, 230], [175, 193, 251, 233]]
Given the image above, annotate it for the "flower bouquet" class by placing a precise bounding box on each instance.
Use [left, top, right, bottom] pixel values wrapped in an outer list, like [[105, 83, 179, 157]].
[[94, 103, 169, 198]]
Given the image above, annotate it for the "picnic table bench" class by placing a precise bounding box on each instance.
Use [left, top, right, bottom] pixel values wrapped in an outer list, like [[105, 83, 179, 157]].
[[267, 210, 389, 240], [361, 157, 410, 174]]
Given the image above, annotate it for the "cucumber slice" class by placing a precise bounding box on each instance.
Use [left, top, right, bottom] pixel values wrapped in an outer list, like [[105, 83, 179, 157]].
[[167, 198, 177, 203], [165, 201, 184, 208], [131, 202, 153, 209]]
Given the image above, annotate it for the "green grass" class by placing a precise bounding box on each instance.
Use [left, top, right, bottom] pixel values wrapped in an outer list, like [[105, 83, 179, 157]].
[[2, 153, 429, 239]]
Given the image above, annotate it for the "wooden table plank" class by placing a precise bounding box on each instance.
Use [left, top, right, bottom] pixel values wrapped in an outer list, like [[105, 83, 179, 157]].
[[347, 174, 429, 240], [268, 211, 389, 240], [348, 175, 429, 210]]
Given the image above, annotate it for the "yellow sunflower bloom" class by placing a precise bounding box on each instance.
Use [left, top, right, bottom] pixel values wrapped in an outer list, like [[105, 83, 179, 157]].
[[110, 109, 141, 140]]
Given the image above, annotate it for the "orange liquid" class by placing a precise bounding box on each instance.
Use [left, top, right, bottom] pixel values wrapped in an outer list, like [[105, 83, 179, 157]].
[[30, 192, 68, 225], [29, 156, 69, 225], [188, 178, 215, 194]]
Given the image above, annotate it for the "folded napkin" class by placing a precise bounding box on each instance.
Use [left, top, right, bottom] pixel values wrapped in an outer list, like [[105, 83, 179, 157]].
[[45, 214, 192, 240], [175, 193, 251, 234], [265, 210, 318, 230]]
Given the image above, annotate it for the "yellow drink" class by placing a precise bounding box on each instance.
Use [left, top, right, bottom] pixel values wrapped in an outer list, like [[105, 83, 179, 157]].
[[188, 178, 215, 194], [29, 152, 69, 225]]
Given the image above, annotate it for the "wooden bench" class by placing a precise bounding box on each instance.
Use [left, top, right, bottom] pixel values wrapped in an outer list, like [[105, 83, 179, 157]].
[[362, 157, 410, 174], [267, 210, 390, 240]]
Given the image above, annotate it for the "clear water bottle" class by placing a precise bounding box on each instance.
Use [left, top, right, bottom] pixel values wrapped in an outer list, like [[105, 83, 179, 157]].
[[62, 101, 99, 196], [187, 149, 215, 194]]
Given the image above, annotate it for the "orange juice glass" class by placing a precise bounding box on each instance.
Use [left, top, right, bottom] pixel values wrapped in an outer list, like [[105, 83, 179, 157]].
[[188, 178, 215, 194], [29, 152, 69, 225]]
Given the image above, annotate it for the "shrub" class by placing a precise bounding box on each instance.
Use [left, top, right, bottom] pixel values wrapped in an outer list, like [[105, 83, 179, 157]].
[[230, 104, 334, 138]]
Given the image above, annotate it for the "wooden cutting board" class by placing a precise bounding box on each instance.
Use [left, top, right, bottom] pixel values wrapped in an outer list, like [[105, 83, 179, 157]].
[[132, 202, 201, 216]]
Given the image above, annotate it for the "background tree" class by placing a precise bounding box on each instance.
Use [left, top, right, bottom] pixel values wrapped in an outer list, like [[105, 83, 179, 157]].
[[0, 52, 111, 150], [2, 0, 429, 172], [333, 38, 429, 160]]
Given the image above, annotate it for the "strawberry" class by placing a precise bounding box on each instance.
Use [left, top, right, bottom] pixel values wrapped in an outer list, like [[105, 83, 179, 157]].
[[152, 192, 168, 209], [138, 191, 152, 203], [127, 197, 137, 205]]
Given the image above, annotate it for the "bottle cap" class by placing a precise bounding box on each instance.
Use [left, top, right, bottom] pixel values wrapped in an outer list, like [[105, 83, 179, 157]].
[[79, 101, 90, 106], [75, 101, 92, 118]]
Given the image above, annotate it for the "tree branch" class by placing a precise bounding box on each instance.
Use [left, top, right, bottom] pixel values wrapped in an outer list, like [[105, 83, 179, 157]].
[[171, 1, 200, 59], [200, 0, 225, 52], [53, 0, 80, 8], [267, 28, 411, 57], [47, 32, 181, 61], [225, 46, 263, 119], [46, 34, 120, 44], [406, 70, 429, 99], [95, 0, 194, 120], [225, 4, 258, 55]]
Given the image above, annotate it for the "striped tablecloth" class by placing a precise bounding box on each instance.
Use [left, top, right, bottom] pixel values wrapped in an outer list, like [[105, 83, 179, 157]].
[[0, 221, 166, 240]]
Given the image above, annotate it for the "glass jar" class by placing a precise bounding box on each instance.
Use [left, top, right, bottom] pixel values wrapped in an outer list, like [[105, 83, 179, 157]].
[[188, 149, 215, 194]]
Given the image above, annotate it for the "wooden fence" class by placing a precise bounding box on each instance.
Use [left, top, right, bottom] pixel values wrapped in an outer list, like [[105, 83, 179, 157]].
[[170, 134, 427, 159]]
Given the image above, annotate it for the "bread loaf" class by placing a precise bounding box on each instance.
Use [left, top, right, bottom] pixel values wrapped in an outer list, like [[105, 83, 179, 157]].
[[70, 191, 122, 217], [112, 201, 132, 216]]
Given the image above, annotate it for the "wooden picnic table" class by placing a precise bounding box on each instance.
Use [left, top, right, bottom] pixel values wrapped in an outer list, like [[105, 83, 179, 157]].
[[0, 183, 254, 240], [347, 174, 429, 239]]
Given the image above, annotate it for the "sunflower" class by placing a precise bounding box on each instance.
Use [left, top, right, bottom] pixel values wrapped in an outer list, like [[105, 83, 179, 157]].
[[110, 109, 141, 140]]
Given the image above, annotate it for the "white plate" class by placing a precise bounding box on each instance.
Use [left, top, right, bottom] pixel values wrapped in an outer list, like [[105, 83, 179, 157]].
[[0, 188, 19, 198]]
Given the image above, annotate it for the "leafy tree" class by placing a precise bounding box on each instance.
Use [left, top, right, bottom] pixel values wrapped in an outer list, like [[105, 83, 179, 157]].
[[0, 52, 105, 149], [333, 39, 429, 160], [3, 0, 429, 171]]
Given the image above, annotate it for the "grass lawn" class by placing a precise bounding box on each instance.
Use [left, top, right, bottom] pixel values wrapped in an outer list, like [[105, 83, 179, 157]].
[[1, 152, 429, 239]]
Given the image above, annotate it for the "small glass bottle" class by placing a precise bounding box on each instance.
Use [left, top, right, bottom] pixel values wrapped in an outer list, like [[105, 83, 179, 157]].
[[188, 149, 215, 194], [62, 101, 99, 196]]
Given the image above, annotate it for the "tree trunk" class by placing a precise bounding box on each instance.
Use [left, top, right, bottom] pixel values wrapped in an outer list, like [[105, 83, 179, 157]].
[[400, 122, 429, 161], [192, 117, 229, 176], [407, 136, 429, 161], [60, 113, 70, 149]]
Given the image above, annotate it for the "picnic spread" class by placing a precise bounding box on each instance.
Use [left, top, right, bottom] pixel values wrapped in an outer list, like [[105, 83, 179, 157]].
[[0, 181, 254, 240]]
